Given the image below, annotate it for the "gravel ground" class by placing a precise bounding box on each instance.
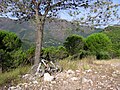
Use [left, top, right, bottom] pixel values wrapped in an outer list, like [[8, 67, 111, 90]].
[[2, 60, 120, 90]]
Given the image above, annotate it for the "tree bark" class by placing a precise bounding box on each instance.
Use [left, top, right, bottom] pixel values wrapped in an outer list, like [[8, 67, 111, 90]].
[[34, 9, 45, 65]]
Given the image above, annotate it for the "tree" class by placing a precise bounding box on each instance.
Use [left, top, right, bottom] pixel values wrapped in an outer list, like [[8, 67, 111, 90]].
[[104, 26, 120, 58], [0, 0, 118, 65], [0, 30, 22, 72], [64, 34, 85, 55], [0, 0, 89, 65], [85, 33, 112, 55]]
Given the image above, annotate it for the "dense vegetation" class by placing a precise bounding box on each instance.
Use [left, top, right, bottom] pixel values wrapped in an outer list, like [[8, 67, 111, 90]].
[[1, 26, 120, 73], [0, 30, 34, 72], [64, 34, 85, 55], [104, 26, 120, 58], [85, 33, 112, 59]]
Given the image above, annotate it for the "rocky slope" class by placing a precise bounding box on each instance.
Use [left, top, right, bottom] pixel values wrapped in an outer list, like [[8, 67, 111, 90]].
[[3, 59, 120, 90]]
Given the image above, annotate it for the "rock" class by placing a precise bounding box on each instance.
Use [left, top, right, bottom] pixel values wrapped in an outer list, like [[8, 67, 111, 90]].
[[44, 73, 55, 82], [71, 77, 78, 81], [22, 74, 30, 78], [8, 86, 17, 90], [51, 81, 56, 84], [32, 80, 38, 84], [76, 70, 81, 73], [67, 69, 75, 74], [85, 69, 92, 73], [82, 77, 88, 83]]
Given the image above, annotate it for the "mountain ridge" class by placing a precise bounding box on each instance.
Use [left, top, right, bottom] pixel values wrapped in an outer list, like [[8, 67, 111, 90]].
[[0, 17, 102, 47]]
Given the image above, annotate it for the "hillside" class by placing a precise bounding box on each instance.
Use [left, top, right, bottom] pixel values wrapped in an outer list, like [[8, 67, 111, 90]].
[[0, 17, 101, 47]]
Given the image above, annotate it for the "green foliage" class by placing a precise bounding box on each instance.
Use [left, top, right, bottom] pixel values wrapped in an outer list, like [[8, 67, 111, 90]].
[[70, 50, 92, 60], [85, 33, 112, 55], [0, 30, 21, 52], [104, 26, 120, 58], [0, 30, 22, 72], [42, 46, 57, 59], [64, 34, 85, 55], [96, 51, 111, 60], [11, 49, 27, 67], [42, 46, 68, 60], [56, 46, 68, 59]]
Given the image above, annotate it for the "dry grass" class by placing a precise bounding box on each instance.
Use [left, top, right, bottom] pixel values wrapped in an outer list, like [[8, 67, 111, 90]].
[[0, 66, 30, 86], [59, 57, 120, 71], [59, 56, 96, 71], [93, 59, 120, 65]]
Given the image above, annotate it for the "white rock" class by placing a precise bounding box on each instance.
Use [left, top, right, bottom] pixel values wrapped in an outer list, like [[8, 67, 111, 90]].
[[33, 80, 38, 84], [94, 72, 97, 74], [8, 86, 16, 90], [44, 73, 55, 82], [67, 69, 75, 74], [76, 70, 80, 73], [22, 74, 30, 78], [82, 78, 88, 83], [51, 81, 56, 84], [85, 69, 92, 73], [71, 77, 78, 81]]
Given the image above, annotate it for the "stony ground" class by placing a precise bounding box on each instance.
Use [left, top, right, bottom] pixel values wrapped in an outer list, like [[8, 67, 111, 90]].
[[2, 59, 120, 90]]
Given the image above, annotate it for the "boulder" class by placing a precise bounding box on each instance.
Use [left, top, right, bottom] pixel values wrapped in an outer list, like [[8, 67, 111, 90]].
[[44, 73, 55, 82]]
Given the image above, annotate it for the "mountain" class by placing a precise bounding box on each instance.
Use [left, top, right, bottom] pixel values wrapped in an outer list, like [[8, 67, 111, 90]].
[[0, 17, 101, 47]]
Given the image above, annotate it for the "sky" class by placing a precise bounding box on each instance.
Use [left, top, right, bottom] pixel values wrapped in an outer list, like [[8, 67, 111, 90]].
[[0, 0, 120, 27], [59, 0, 120, 21]]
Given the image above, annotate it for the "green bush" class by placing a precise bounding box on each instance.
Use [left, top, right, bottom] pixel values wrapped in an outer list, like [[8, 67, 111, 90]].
[[70, 50, 92, 60], [104, 26, 120, 58], [0, 30, 21, 52], [42, 46, 68, 60], [26, 46, 35, 64], [11, 48, 27, 68], [0, 30, 22, 72], [85, 33, 112, 55], [42, 46, 57, 59], [96, 51, 111, 60], [64, 34, 85, 55], [56, 46, 68, 59]]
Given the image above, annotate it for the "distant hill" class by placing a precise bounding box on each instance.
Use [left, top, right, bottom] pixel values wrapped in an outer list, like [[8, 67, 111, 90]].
[[0, 17, 102, 47]]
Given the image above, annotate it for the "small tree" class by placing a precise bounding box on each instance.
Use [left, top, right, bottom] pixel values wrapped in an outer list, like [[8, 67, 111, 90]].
[[85, 33, 112, 55], [0, 30, 22, 72], [64, 34, 85, 55]]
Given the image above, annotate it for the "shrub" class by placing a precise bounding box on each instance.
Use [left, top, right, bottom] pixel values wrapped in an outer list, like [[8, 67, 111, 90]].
[[42, 46, 57, 60], [0, 30, 21, 52], [85, 33, 112, 55], [42, 46, 68, 60], [64, 34, 85, 55], [56, 46, 68, 59], [25, 46, 35, 65], [104, 26, 120, 58], [96, 51, 111, 60], [0, 30, 22, 72], [70, 50, 92, 60], [11, 48, 27, 68]]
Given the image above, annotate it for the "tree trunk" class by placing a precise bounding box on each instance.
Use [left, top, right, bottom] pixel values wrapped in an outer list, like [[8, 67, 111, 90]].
[[34, 9, 45, 65], [34, 23, 44, 65]]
